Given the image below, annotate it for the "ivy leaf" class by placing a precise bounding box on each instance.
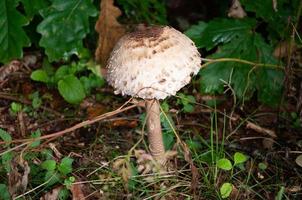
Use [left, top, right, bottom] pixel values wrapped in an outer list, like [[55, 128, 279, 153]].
[[58, 75, 86, 104], [200, 33, 284, 106], [197, 18, 255, 50], [0, 0, 30, 63], [37, 0, 97, 61]]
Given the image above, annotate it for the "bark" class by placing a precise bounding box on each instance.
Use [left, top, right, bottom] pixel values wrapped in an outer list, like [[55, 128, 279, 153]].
[[145, 99, 166, 164]]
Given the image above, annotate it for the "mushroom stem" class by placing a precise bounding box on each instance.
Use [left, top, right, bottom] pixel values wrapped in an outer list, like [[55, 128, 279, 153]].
[[145, 99, 166, 164]]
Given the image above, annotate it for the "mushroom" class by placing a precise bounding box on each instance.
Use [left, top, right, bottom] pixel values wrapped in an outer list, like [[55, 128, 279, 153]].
[[106, 25, 201, 168]]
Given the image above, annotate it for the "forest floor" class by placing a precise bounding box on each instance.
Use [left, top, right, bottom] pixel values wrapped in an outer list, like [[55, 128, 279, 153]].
[[0, 51, 302, 199]]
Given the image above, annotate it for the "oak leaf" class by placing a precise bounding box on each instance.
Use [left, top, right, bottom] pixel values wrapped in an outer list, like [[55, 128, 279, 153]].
[[95, 0, 126, 66]]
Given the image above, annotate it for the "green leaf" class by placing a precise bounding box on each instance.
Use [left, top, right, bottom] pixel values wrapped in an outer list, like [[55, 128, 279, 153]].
[[240, 0, 298, 40], [2, 151, 13, 172], [31, 69, 50, 83], [58, 75, 86, 104], [80, 74, 105, 95], [185, 21, 207, 48], [41, 160, 57, 171], [186, 139, 202, 151], [220, 182, 233, 198], [276, 186, 285, 200], [183, 104, 194, 113], [200, 33, 284, 106], [0, 184, 10, 200], [234, 152, 248, 165], [58, 157, 73, 175], [10, 102, 22, 113], [217, 158, 232, 171], [128, 161, 139, 191], [37, 0, 97, 61], [21, 0, 49, 19], [64, 176, 75, 189], [198, 18, 255, 50], [30, 91, 42, 109], [30, 130, 41, 148], [163, 131, 175, 151], [0, 128, 12, 145], [0, 0, 30, 63], [45, 170, 61, 186], [258, 162, 268, 170], [58, 187, 70, 200], [54, 65, 71, 82]]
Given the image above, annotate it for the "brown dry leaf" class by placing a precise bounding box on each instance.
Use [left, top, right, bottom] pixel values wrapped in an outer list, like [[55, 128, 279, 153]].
[[95, 0, 126, 66], [8, 158, 30, 198], [87, 104, 107, 119], [295, 154, 302, 167], [0, 60, 22, 82], [273, 41, 296, 58], [228, 0, 247, 19], [40, 186, 63, 200], [111, 119, 138, 128], [179, 141, 200, 195], [71, 183, 85, 200]]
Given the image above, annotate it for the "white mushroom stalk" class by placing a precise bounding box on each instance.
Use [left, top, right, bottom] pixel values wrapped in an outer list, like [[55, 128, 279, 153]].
[[106, 25, 201, 165]]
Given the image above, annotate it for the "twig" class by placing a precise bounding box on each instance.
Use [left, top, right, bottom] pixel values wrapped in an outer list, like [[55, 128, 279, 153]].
[[0, 103, 136, 147], [200, 58, 283, 70], [246, 121, 277, 138]]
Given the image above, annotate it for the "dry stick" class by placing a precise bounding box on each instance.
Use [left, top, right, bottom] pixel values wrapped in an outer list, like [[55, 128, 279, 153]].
[[0, 104, 137, 147], [246, 121, 277, 138]]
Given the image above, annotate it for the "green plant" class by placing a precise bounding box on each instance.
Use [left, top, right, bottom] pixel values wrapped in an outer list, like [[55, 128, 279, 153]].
[[30, 156, 74, 194], [176, 93, 196, 113], [10, 102, 23, 114], [185, 0, 300, 106], [217, 152, 248, 198], [0, 0, 97, 64], [117, 0, 167, 24], [31, 60, 104, 104]]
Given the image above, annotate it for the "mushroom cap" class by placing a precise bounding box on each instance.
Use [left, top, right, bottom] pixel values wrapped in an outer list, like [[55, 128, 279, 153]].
[[106, 26, 201, 100]]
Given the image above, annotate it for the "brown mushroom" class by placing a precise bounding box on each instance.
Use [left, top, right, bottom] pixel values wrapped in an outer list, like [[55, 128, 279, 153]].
[[106, 25, 201, 167]]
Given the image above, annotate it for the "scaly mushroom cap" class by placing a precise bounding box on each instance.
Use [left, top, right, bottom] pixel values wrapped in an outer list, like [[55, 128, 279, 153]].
[[106, 26, 201, 100]]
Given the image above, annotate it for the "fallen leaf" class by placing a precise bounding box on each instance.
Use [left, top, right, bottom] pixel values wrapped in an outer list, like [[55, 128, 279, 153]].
[[40, 186, 63, 200], [87, 104, 107, 119], [8, 158, 30, 198], [273, 41, 296, 58], [95, 0, 126, 66], [295, 154, 302, 167], [111, 119, 138, 128], [71, 183, 85, 200], [0, 60, 22, 82], [228, 0, 247, 19]]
